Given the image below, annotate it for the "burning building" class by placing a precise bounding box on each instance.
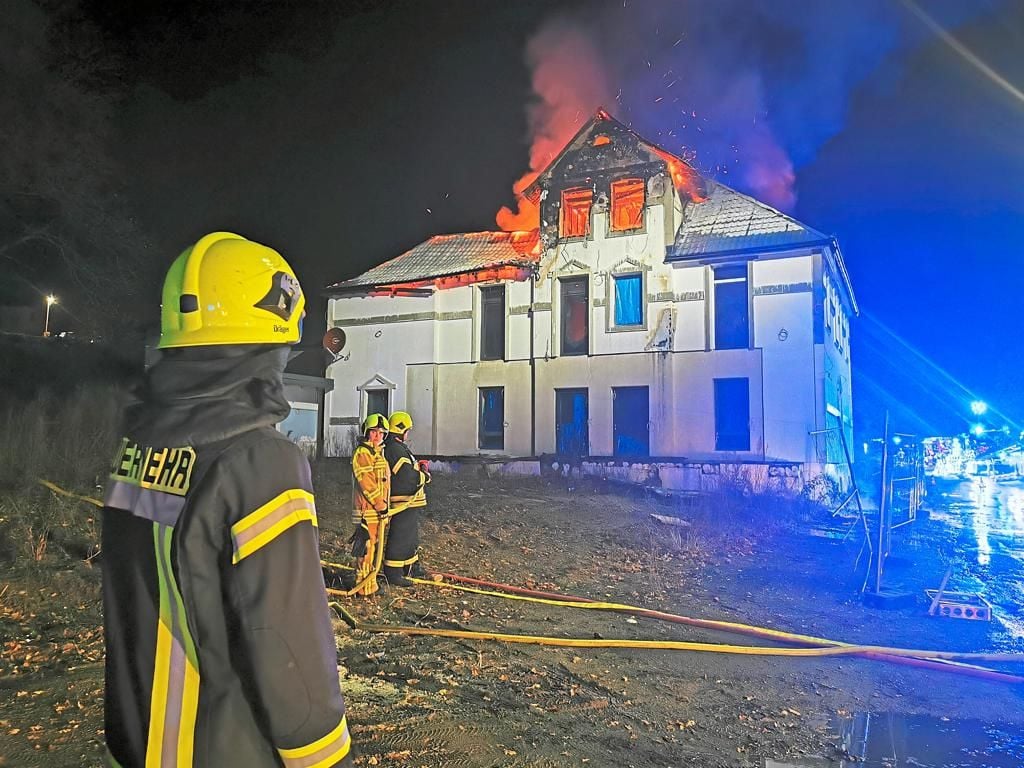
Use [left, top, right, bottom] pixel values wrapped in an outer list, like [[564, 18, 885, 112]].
[[323, 111, 856, 490]]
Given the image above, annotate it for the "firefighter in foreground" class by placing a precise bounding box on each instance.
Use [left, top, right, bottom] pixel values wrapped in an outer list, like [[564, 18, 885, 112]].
[[349, 413, 391, 596], [101, 232, 353, 767], [382, 410, 431, 587]]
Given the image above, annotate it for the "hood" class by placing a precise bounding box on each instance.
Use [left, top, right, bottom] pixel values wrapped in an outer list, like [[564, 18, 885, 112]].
[[125, 345, 292, 447]]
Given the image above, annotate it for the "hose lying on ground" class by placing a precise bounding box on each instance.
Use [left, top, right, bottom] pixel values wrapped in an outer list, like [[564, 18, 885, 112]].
[[38, 480, 1024, 684]]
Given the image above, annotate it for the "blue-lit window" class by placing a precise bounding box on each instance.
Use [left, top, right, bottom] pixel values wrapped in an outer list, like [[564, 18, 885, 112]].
[[479, 387, 504, 450], [613, 273, 643, 327], [713, 264, 749, 350], [714, 378, 750, 451]]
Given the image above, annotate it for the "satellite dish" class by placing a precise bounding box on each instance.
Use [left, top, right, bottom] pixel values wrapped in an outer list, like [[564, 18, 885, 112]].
[[323, 327, 347, 360]]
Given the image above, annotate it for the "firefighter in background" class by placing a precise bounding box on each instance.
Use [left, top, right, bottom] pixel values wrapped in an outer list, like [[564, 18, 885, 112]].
[[350, 413, 391, 596], [382, 410, 430, 587], [101, 232, 353, 767]]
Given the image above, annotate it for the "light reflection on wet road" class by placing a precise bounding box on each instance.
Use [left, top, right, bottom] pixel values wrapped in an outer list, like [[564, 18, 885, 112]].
[[926, 478, 1024, 641]]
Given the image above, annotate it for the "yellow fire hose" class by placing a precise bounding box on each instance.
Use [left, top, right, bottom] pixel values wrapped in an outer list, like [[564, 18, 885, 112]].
[[38, 479, 1024, 681], [325, 600, 1024, 666]]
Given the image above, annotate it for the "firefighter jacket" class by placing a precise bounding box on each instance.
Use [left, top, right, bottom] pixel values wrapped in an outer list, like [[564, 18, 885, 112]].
[[102, 346, 353, 768], [383, 435, 429, 513], [351, 440, 390, 524]]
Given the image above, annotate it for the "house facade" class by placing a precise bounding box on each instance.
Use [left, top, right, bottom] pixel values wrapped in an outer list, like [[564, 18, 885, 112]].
[[324, 112, 857, 490]]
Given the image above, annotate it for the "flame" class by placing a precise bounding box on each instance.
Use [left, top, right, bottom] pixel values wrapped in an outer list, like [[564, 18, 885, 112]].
[[651, 146, 707, 203], [497, 21, 613, 231]]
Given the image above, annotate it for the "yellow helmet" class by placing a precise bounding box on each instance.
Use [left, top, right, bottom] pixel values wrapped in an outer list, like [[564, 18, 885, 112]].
[[362, 413, 390, 434], [389, 411, 413, 434], [159, 232, 306, 349]]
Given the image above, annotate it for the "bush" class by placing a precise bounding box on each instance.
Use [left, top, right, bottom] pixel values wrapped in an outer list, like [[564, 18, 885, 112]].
[[0, 384, 125, 491]]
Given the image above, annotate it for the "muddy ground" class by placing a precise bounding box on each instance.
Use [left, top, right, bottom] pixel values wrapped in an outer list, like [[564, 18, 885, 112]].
[[2, 464, 1023, 767]]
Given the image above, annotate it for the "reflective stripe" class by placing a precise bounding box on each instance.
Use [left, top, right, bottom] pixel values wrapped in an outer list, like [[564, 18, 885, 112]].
[[147, 524, 200, 767], [231, 489, 317, 564], [105, 480, 186, 527], [278, 715, 352, 768], [383, 554, 419, 567], [390, 456, 412, 475]]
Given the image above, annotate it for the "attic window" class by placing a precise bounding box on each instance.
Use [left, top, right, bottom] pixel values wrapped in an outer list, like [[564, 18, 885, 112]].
[[593, 134, 611, 147], [560, 187, 593, 238], [610, 178, 644, 231]]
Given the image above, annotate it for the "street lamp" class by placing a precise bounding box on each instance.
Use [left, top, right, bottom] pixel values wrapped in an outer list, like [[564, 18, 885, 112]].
[[43, 294, 57, 337], [970, 400, 988, 416]]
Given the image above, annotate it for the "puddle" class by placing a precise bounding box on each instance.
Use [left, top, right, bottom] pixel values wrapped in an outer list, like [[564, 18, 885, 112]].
[[767, 711, 1024, 767]]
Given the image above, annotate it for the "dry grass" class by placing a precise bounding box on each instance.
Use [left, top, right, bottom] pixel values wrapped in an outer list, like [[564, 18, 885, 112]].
[[0, 385, 122, 573]]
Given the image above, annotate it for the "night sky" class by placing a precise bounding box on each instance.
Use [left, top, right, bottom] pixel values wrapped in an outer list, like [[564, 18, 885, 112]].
[[7, 0, 1023, 437]]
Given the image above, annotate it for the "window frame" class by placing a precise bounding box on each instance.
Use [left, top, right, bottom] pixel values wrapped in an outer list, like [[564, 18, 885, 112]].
[[713, 377, 751, 451], [609, 271, 645, 330], [554, 388, 589, 457], [612, 385, 650, 458], [712, 264, 750, 350], [609, 177, 645, 233], [478, 386, 505, 450], [364, 388, 390, 422], [479, 284, 506, 361], [559, 187, 594, 239], [559, 275, 590, 357]]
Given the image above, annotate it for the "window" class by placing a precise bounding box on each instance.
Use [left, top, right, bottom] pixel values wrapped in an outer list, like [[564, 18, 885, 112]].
[[365, 389, 390, 420], [480, 285, 505, 360], [560, 188, 593, 238], [555, 389, 589, 456], [560, 277, 589, 356], [714, 378, 750, 451], [610, 178, 644, 231], [713, 264, 749, 350], [612, 386, 649, 457], [478, 387, 504, 449], [612, 273, 643, 327]]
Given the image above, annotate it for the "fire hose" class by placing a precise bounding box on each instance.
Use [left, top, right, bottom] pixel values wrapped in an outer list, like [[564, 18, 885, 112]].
[[39, 478, 1024, 683]]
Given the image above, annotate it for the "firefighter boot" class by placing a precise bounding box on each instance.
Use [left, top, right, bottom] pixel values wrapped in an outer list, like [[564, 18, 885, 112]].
[[407, 561, 428, 579], [382, 566, 413, 588]]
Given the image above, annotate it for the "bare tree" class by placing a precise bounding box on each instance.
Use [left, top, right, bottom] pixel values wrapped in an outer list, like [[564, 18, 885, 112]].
[[0, 0, 153, 337]]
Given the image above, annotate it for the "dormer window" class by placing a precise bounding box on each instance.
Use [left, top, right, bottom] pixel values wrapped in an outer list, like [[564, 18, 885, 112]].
[[610, 178, 644, 231], [560, 187, 593, 238]]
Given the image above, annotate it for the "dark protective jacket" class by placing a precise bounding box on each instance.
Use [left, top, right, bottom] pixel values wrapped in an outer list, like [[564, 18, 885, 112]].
[[383, 435, 429, 513], [102, 346, 353, 768]]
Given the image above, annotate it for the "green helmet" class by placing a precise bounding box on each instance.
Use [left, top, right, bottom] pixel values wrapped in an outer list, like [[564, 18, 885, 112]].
[[362, 413, 390, 435]]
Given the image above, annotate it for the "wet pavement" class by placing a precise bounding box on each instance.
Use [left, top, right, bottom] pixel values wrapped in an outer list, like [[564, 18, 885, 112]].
[[770, 478, 1024, 767], [927, 478, 1024, 645], [766, 711, 1024, 767]]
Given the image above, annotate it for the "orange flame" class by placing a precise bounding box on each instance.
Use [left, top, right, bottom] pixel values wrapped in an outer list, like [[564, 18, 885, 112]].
[[497, 22, 613, 231]]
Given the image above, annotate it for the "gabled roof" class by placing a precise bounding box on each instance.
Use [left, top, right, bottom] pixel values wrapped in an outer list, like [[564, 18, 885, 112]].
[[326, 230, 540, 292], [523, 109, 706, 204], [670, 181, 830, 259]]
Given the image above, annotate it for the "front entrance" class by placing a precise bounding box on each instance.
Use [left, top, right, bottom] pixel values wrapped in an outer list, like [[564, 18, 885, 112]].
[[555, 388, 589, 456], [612, 386, 649, 457]]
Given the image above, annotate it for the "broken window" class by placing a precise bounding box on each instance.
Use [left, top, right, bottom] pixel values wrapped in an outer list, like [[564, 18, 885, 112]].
[[478, 387, 504, 450], [610, 178, 645, 231], [713, 264, 749, 350], [613, 273, 643, 327], [480, 284, 505, 360], [365, 389, 390, 421], [714, 378, 750, 451], [555, 388, 589, 456], [560, 188, 593, 238], [613, 386, 649, 457], [560, 276, 589, 356]]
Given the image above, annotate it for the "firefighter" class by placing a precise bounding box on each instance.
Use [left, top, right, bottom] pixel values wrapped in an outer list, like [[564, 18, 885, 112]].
[[101, 232, 353, 767], [382, 410, 430, 587], [350, 413, 391, 596]]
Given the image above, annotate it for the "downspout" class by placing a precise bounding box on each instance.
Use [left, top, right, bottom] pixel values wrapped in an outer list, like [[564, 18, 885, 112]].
[[529, 267, 537, 457]]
